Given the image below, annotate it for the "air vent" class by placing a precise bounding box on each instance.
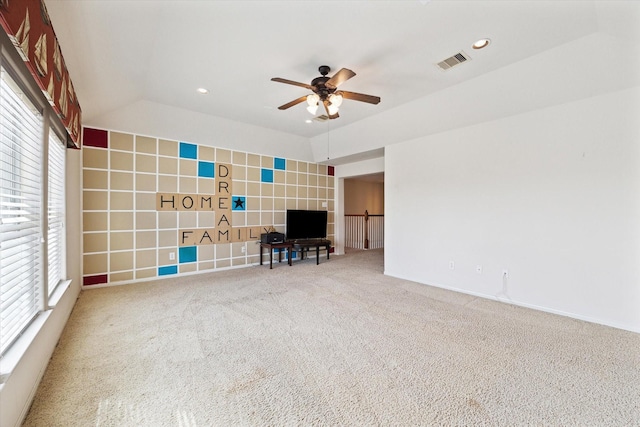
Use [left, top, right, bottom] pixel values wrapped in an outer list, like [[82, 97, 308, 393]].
[[436, 51, 470, 71], [313, 115, 330, 122]]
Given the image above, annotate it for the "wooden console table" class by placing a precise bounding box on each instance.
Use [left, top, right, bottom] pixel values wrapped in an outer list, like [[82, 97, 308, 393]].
[[260, 242, 293, 269], [290, 239, 331, 265]]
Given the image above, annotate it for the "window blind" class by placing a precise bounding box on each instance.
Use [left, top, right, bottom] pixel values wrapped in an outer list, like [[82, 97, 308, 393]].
[[47, 129, 65, 297], [0, 67, 43, 355]]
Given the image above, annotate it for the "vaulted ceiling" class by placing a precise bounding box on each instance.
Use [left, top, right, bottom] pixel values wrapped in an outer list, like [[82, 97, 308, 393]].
[[45, 1, 639, 162]]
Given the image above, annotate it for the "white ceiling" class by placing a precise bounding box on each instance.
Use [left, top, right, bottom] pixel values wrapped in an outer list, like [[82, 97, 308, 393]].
[[45, 1, 640, 149]]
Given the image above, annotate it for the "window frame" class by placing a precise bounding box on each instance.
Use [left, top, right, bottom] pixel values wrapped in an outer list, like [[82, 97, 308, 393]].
[[47, 126, 67, 299], [0, 31, 70, 359]]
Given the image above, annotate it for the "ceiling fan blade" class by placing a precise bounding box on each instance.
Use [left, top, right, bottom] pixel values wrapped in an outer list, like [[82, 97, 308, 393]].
[[271, 77, 313, 90], [340, 90, 381, 105], [325, 68, 356, 89], [323, 100, 339, 119], [278, 96, 308, 110]]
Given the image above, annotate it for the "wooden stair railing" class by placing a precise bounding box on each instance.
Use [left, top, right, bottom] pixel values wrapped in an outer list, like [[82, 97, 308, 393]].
[[345, 210, 384, 249]]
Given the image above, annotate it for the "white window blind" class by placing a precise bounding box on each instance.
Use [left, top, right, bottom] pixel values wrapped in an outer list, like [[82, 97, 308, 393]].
[[47, 129, 65, 297], [0, 67, 44, 355]]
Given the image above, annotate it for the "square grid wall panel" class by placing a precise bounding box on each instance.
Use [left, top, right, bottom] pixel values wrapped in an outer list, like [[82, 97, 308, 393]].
[[82, 128, 335, 286]]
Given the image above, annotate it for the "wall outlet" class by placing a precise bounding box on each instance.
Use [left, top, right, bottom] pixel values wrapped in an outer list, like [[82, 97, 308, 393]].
[[322, 201, 327, 208], [449, 261, 455, 270], [241, 246, 246, 253], [169, 252, 175, 260], [476, 265, 482, 274], [502, 269, 509, 279]]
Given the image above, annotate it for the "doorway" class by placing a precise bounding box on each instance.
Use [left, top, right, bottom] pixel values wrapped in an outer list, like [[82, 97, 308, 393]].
[[343, 173, 384, 250]]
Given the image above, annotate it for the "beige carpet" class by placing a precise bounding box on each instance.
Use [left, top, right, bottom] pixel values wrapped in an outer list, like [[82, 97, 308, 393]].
[[23, 249, 640, 426]]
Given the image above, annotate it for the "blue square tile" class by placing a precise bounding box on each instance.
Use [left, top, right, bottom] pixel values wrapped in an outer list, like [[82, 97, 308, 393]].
[[261, 168, 273, 183], [179, 246, 197, 263], [198, 161, 215, 178], [179, 142, 197, 159], [232, 196, 246, 211], [158, 265, 178, 276], [274, 158, 286, 170]]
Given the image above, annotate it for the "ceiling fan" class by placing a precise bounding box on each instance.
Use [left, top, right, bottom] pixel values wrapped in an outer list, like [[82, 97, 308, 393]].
[[271, 65, 381, 119]]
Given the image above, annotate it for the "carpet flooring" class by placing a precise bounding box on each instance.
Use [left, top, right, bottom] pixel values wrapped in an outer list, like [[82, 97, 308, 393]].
[[23, 249, 640, 426]]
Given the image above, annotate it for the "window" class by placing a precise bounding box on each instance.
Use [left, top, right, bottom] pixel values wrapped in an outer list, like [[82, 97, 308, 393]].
[[0, 61, 68, 356], [48, 129, 66, 297], [0, 67, 43, 355]]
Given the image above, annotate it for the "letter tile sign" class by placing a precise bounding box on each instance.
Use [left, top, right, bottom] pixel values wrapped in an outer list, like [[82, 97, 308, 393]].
[[81, 128, 336, 286], [0, 0, 82, 146]]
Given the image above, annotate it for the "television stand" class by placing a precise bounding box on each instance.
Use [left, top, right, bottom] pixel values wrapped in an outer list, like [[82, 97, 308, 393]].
[[289, 239, 331, 265], [259, 242, 293, 269]]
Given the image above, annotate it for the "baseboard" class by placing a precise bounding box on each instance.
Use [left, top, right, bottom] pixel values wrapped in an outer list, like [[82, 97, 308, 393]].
[[384, 271, 640, 334]]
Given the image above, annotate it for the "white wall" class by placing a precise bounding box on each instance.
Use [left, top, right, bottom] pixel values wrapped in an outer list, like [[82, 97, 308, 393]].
[[335, 157, 384, 179], [87, 100, 314, 162], [385, 87, 640, 332]]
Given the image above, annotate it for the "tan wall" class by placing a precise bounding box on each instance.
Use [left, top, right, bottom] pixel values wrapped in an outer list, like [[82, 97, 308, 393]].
[[344, 179, 384, 215], [81, 128, 335, 286]]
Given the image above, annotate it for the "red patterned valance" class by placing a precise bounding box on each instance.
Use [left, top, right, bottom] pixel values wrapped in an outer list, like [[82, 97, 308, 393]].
[[0, 0, 81, 147]]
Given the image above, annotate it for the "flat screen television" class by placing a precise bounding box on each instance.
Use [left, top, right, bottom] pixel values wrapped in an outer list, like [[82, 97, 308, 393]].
[[286, 209, 327, 241]]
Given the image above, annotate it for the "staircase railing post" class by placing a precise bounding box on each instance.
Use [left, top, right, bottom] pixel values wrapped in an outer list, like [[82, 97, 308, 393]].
[[364, 209, 369, 249]]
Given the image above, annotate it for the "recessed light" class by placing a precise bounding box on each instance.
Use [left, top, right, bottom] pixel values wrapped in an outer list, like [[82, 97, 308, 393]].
[[196, 87, 209, 94], [472, 38, 490, 49], [305, 119, 312, 124]]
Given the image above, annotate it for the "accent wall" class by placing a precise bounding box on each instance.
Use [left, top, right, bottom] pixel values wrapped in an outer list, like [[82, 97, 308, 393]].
[[82, 127, 335, 287]]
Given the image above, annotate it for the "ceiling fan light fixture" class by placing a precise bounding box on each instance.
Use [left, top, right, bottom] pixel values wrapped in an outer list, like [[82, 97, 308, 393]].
[[327, 103, 339, 116], [328, 93, 343, 107], [306, 93, 320, 106], [306, 104, 319, 115]]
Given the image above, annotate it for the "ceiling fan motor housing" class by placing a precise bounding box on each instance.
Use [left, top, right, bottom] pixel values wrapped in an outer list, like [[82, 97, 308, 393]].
[[310, 65, 335, 100], [311, 76, 332, 99]]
